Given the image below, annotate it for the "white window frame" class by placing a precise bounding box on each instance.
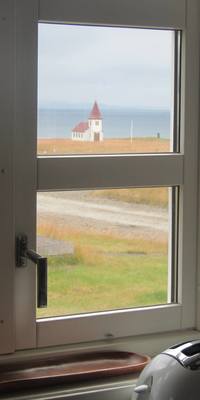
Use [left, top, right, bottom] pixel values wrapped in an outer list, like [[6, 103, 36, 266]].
[[1, 0, 199, 355]]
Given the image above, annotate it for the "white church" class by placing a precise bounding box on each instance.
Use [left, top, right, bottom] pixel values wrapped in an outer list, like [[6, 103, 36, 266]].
[[71, 101, 103, 142]]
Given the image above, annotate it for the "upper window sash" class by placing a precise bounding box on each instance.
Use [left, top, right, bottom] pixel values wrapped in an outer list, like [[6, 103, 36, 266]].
[[39, 0, 186, 30]]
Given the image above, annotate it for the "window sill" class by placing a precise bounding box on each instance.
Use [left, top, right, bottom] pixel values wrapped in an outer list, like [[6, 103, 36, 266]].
[[0, 329, 199, 399], [0, 329, 199, 365]]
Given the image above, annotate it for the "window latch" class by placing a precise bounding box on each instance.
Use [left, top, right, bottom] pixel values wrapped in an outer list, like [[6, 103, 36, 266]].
[[16, 234, 48, 308]]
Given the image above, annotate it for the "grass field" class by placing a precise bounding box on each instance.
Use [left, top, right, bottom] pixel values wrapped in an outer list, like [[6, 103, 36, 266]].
[[38, 137, 170, 155], [37, 222, 168, 318]]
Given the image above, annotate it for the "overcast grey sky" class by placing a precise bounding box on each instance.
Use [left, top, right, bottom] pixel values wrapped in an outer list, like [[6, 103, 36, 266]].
[[38, 24, 173, 110]]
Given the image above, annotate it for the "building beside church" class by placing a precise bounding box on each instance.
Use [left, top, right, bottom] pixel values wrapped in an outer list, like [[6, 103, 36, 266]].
[[72, 101, 103, 141]]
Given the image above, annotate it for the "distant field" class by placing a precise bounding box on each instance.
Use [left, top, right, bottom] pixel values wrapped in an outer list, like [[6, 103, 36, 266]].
[[38, 137, 170, 154]]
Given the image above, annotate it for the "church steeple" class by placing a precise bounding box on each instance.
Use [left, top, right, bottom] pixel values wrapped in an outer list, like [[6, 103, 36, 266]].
[[89, 101, 102, 120]]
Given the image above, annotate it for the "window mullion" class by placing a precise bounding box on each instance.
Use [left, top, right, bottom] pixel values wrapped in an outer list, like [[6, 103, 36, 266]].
[[37, 154, 183, 191]]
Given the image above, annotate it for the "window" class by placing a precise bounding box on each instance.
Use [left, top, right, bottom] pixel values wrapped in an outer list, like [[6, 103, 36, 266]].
[[1, 0, 199, 355]]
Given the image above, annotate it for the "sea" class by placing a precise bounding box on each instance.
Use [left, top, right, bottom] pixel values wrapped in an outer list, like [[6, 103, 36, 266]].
[[38, 108, 170, 139]]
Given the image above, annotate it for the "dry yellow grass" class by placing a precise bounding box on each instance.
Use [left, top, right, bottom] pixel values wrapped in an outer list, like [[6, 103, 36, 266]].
[[38, 137, 169, 155], [38, 220, 168, 255], [91, 187, 168, 207]]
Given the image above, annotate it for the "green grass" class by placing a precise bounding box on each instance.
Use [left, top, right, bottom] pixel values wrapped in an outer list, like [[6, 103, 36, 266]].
[[37, 229, 168, 318]]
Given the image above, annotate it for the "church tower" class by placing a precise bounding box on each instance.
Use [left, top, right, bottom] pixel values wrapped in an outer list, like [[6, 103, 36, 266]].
[[88, 101, 103, 141]]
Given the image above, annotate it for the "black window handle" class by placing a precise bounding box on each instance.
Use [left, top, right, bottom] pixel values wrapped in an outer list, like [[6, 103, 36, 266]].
[[16, 235, 48, 308]]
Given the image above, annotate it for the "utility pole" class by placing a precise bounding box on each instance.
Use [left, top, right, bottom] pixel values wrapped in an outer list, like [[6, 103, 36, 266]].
[[130, 119, 133, 143]]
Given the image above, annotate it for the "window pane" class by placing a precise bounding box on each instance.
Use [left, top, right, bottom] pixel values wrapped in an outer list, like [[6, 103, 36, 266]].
[[37, 188, 171, 318], [37, 24, 176, 155]]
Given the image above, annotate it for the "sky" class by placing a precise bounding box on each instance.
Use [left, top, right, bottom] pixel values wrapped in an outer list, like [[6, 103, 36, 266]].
[[38, 23, 173, 110]]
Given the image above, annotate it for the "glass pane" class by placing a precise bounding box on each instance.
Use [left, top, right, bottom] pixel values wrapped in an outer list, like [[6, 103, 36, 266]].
[[37, 188, 171, 318], [37, 24, 176, 155]]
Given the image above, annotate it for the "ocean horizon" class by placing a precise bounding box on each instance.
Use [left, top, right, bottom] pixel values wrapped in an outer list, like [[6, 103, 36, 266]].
[[38, 107, 171, 140]]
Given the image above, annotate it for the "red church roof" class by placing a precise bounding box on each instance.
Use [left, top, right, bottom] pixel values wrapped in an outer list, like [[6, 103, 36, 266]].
[[72, 121, 89, 133], [89, 101, 102, 120]]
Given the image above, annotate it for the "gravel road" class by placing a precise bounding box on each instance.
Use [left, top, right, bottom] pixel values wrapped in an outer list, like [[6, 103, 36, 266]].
[[37, 191, 168, 242]]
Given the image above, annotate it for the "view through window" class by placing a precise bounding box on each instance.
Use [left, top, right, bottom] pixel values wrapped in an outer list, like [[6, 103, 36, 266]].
[[37, 24, 174, 155], [37, 24, 178, 318], [37, 188, 170, 317]]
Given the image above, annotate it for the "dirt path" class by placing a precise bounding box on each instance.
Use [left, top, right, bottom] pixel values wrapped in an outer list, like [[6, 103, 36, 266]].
[[37, 191, 168, 241]]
